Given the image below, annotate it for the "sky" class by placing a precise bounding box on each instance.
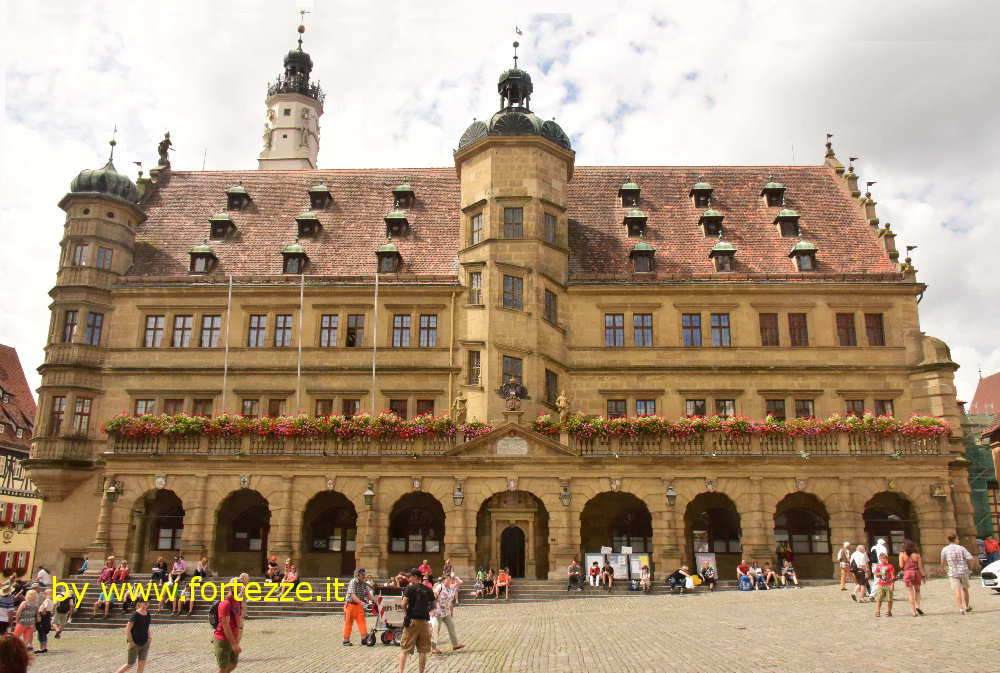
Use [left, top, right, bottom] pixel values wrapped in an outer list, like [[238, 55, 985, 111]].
[[1, 0, 998, 406]]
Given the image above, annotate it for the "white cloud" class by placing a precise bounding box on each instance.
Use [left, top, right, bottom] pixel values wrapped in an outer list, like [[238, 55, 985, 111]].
[[2, 0, 997, 405]]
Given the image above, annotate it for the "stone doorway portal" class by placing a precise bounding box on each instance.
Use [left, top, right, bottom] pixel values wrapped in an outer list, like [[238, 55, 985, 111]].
[[500, 526, 526, 577]]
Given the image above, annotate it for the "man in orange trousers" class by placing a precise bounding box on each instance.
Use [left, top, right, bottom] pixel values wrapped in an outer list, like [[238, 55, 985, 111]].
[[343, 568, 373, 646]]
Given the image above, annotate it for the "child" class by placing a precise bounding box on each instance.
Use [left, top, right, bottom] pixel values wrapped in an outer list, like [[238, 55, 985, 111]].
[[589, 561, 601, 587], [873, 552, 895, 617], [640, 566, 651, 593], [781, 559, 799, 588], [115, 598, 151, 673], [473, 576, 484, 599]]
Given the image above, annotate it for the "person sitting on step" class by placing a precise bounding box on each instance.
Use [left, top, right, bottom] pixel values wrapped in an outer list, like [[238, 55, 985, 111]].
[[495, 568, 511, 600], [667, 566, 691, 594]]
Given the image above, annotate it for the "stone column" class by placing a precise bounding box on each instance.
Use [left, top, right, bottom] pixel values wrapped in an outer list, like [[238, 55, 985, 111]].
[[443, 483, 474, 577], [739, 477, 775, 566], [829, 477, 866, 576], [128, 508, 146, 567], [87, 482, 114, 568], [267, 477, 295, 557], [180, 475, 209, 557], [652, 497, 682, 579], [355, 477, 384, 576], [545, 484, 579, 580]]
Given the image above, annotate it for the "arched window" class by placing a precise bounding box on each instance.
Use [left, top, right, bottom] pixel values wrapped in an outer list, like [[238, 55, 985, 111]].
[[691, 507, 741, 554], [611, 509, 652, 553], [310, 507, 356, 553], [775, 508, 830, 554], [231, 504, 269, 552], [390, 507, 441, 553]]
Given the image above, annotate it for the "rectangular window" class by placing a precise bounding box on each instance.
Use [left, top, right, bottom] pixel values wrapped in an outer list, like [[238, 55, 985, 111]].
[[836, 313, 857, 347], [634, 313, 653, 346], [759, 313, 779, 346], [416, 399, 434, 416], [248, 314, 267, 347], [682, 313, 702, 347], [470, 213, 483, 245], [267, 399, 285, 417], [503, 207, 523, 238], [315, 399, 334, 416], [543, 213, 557, 244], [636, 399, 655, 416], [846, 400, 865, 416], [163, 398, 184, 415], [605, 313, 624, 347], [469, 271, 483, 305], [144, 316, 165, 348], [685, 399, 707, 417], [392, 314, 411, 347], [874, 399, 894, 416], [342, 399, 360, 416], [502, 275, 523, 310], [241, 399, 259, 418], [96, 246, 113, 270], [865, 313, 885, 346], [715, 399, 736, 417], [766, 399, 786, 421], [545, 369, 559, 405], [274, 314, 293, 347], [192, 399, 213, 417], [389, 399, 408, 419], [62, 310, 78, 343], [72, 398, 92, 435], [49, 396, 66, 434], [788, 313, 808, 347], [710, 313, 731, 347], [794, 399, 815, 418], [84, 312, 103, 345], [172, 315, 193, 348], [418, 315, 437, 347], [134, 399, 155, 416], [200, 315, 222, 347], [467, 350, 481, 385], [502, 355, 523, 385], [72, 243, 88, 266], [320, 314, 338, 347], [544, 290, 558, 324], [346, 314, 364, 347], [607, 399, 626, 418]]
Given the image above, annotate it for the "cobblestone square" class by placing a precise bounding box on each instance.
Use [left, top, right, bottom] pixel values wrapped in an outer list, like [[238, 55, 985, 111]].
[[25, 579, 999, 673]]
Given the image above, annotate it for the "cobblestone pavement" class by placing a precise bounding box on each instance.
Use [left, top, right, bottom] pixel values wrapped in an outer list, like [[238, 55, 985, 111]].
[[28, 579, 999, 673]]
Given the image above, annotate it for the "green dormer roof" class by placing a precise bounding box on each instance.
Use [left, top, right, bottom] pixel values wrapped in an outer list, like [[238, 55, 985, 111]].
[[208, 212, 233, 224], [226, 183, 249, 196], [282, 240, 306, 255], [760, 178, 785, 195], [377, 240, 399, 254], [308, 184, 331, 194], [789, 239, 817, 255], [392, 183, 413, 193], [189, 240, 215, 255], [774, 208, 800, 220], [699, 208, 723, 220], [630, 240, 654, 255], [710, 240, 737, 257], [384, 209, 408, 223], [619, 178, 640, 192], [295, 210, 320, 222], [689, 177, 712, 196], [623, 208, 647, 220]]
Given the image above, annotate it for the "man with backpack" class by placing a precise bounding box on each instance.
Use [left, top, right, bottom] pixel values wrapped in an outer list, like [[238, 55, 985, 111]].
[[398, 568, 435, 673], [52, 591, 73, 639], [211, 579, 243, 673]]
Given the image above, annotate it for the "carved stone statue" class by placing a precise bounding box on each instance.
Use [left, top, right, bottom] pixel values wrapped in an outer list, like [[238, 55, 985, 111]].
[[499, 377, 526, 411], [556, 390, 569, 424], [262, 129, 273, 150], [157, 132, 173, 167], [451, 391, 467, 425]]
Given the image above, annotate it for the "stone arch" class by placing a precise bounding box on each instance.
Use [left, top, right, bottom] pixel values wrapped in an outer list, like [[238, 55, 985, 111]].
[[475, 491, 549, 579], [128, 489, 185, 571], [864, 491, 919, 557], [773, 492, 831, 579], [684, 492, 742, 577], [300, 491, 358, 578], [214, 489, 271, 576], [579, 492, 653, 569], [388, 491, 446, 575]]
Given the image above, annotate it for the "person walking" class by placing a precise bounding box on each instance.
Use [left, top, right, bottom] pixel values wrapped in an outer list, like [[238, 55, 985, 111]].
[[868, 538, 888, 599], [430, 574, 464, 654], [0, 585, 14, 634], [898, 540, 926, 617], [940, 533, 975, 614], [213, 580, 243, 673], [849, 544, 871, 603], [398, 568, 435, 673], [34, 590, 53, 654], [836, 542, 852, 590], [342, 568, 373, 646], [114, 598, 151, 673], [872, 553, 895, 617], [11, 590, 38, 647], [52, 589, 73, 639]]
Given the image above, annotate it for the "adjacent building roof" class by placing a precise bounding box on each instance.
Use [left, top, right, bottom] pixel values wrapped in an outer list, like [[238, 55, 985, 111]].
[[0, 346, 36, 453], [131, 165, 897, 282], [982, 413, 1000, 441], [970, 371, 1000, 416]]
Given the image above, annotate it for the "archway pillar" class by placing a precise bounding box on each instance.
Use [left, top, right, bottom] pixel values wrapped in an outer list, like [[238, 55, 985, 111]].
[[180, 475, 210, 556], [829, 478, 865, 569], [267, 477, 296, 557], [652, 502, 682, 579], [355, 476, 387, 577], [739, 477, 775, 566], [545, 485, 579, 581], [444, 501, 474, 579]]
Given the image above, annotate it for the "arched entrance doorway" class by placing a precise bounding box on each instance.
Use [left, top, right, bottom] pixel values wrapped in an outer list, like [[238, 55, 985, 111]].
[[580, 492, 653, 577], [475, 491, 549, 578], [130, 490, 184, 571], [864, 491, 918, 557], [215, 490, 270, 575], [500, 526, 526, 577], [388, 492, 446, 574], [685, 492, 741, 577], [301, 491, 357, 578], [773, 493, 831, 579]]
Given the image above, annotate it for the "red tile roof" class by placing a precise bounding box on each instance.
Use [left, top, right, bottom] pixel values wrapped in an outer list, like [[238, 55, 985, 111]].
[[131, 165, 897, 281], [0, 345, 36, 453], [970, 371, 1000, 416], [983, 414, 1000, 441]]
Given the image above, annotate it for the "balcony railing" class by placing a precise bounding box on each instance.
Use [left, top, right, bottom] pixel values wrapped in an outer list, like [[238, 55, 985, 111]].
[[29, 438, 95, 461], [266, 76, 325, 104], [111, 433, 462, 457]]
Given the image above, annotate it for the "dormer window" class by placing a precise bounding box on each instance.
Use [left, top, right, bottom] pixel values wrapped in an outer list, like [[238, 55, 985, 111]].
[[188, 240, 217, 274], [699, 208, 724, 237], [689, 176, 713, 208], [618, 177, 640, 207], [789, 239, 817, 271], [630, 239, 655, 272], [282, 239, 308, 274], [226, 182, 251, 211], [384, 210, 409, 237], [709, 238, 737, 272], [376, 239, 402, 273], [208, 213, 235, 239], [296, 211, 321, 238], [623, 209, 648, 238], [308, 184, 333, 210], [1, 392, 9, 404], [392, 183, 415, 209], [774, 208, 800, 238], [761, 176, 785, 207]]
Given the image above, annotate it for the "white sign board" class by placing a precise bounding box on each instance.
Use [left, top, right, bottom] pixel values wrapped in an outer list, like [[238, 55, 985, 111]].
[[600, 546, 613, 555], [621, 546, 633, 555], [495, 437, 529, 455]]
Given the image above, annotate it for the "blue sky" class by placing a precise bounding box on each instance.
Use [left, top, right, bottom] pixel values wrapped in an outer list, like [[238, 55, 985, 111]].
[[1, 0, 998, 405]]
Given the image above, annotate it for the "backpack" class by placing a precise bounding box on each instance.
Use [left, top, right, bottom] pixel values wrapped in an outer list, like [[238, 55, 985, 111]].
[[850, 558, 859, 573], [208, 600, 222, 628]]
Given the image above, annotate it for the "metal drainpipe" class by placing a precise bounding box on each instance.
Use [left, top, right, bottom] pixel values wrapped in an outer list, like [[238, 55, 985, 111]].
[[448, 290, 456, 409], [221, 274, 232, 412], [295, 273, 304, 412]]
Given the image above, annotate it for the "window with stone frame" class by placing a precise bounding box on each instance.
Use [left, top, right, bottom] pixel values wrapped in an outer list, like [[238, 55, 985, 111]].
[[607, 399, 627, 418], [836, 313, 857, 347], [392, 314, 411, 347], [503, 207, 523, 238], [467, 350, 481, 385], [193, 399, 213, 417], [320, 314, 338, 347], [49, 396, 66, 434], [502, 275, 523, 310], [144, 316, 165, 348], [543, 213, 557, 244], [470, 212, 483, 245], [846, 399, 865, 416], [715, 399, 736, 417], [710, 313, 731, 347], [390, 507, 441, 553], [794, 399, 815, 418], [788, 313, 808, 347], [865, 313, 886, 346], [346, 314, 364, 347], [759, 313, 779, 346], [714, 254, 732, 272], [682, 313, 702, 347], [248, 314, 267, 347], [469, 271, 483, 305], [544, 369, 559, 405], [633, 253, 652, 272], [418, 315, 437, 347], [197, 315, 221, 348], [267, 399, 285, 417], [315, 399, 334, 416], [796, 253, 816, 271], [605, 313, 624, 347], [685, 399, 707, 417], [634, 313, 653, 346], [172, 315, 193, 347], [62, 310, 78, 343], [96, 246, 113, 270], [274, 314, 293, 347], [72, 398, 92, 435], [766, 399, 786, 421], [636, 399, 655, 416], [241, 399, 259, 418], [416, 399, 434, 417], [342, 399, 360, 416], [84, 312, 103, 345], [72, 243, 88, 266], [502, 355, 523, 386], [874, 399, 894, 416], [283, 256, 304, 274], [543, 289, 558, 324], [389, 399, 408, 419], [163, 398, 184, 415]]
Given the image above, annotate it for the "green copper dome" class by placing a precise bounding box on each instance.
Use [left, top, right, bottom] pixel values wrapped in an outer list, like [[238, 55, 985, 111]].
[[69, 142, 140, 203]]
